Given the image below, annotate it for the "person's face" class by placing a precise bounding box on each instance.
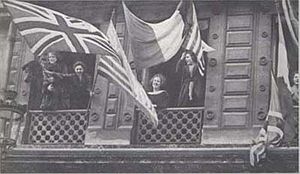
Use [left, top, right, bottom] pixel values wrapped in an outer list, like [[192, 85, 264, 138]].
[[48, 76, 55, 83], [75, 65, 84, 74], [294, 73, 299, 85], [40, 56, 48, 66], [48, 53, 57, 64], [152, 76, 161, 90], [185, 53, 193, 65]]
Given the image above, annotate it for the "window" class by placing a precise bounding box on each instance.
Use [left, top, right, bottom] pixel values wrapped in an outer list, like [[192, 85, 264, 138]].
[[147, 19, 210, 107], [25, 52, 96, 110]]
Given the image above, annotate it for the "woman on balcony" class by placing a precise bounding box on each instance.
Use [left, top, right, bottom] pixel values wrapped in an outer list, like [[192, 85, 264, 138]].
[[40, 52, 68, 110], [68, 61, 92, 109], [176, 50, 204, 107], [291, 72, 299, 105], [147, 74, 169, 110]]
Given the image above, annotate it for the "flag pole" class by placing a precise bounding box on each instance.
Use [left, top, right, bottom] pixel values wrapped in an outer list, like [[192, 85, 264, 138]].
[[110, 8, 116, 22], [86, 59, 99, 113]]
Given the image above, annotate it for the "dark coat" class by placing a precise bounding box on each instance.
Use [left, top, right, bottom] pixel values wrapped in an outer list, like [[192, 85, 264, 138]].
[[68, 73, 92, 109]]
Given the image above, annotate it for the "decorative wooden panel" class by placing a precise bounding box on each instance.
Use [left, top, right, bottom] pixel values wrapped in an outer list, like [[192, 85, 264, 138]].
[[222, 112, 248, 127], [227, 4, 253, 15], [88, 62, 109, 129], [204, 6, 226, 128], [252, 10, 272, 126], [107, 83, 120, 98], [205, 3, 273, 130], [223, 79, 250, 95], [226, 31, 252, 46], [106, 98, 119, 114], [221, 8, 254, 128], [224, 63, 251, 78], [225, 47, 252, 63], [227, 15, 253, 30], [104, 113, 117, 129], [223, 95, 250, 111]]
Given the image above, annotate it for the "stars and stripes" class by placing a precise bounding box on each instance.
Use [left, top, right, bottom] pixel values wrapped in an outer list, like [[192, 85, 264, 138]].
[[105, 14, 158, 125], [181, 2, 214, 76]]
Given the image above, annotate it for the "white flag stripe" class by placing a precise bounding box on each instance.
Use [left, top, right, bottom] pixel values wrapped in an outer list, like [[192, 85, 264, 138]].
[[201, 40, 215, 52], [38, 37, 65, 56], [186, 22, 197, 49], [267, 125, 284, 141], [192, 31, 201, 54], [268, 111, 283, 120], [99, 59, 131, 89], [14, 17, 57, 24], [282, 0, 298, 46], [79, 35, 119, 59], [185, 4, 198, 50], [277, 13, 291, 91], [6, 0, 58, 24], [101, 55, 128, 76], [30, 32, 62, 53], [20, 28, 55, 35], [98, 66, 133, 96], [106, 17, 158, 125]]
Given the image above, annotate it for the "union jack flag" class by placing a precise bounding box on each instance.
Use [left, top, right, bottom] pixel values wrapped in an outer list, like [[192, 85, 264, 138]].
[[3, 0, 119, 58], [3, 0, 157, 124]]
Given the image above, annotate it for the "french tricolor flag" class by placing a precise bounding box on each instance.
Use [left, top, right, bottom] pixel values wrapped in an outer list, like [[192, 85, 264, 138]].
[[123, 1, 214, 72]]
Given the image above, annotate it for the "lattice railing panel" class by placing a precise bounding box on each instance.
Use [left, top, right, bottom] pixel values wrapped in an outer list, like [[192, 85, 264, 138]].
[[27, 110, 88, 144], [136, 108, 204, 144]]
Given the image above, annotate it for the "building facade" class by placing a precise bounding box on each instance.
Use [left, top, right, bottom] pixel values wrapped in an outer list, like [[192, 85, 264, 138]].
[[0, 0, 298, 173]]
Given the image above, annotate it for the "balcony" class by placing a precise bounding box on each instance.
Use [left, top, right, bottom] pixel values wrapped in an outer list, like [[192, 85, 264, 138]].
[[21, 108, 204, 145], [133, 107, 203, 144], [0, 107, 298, 173], [22, 110, 89, 144]]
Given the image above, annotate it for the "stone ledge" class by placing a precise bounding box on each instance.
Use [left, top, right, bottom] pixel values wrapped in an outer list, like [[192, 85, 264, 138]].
[[2, 146, 298, 173]]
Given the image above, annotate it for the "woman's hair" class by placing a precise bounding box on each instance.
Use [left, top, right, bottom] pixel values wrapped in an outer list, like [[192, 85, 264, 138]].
[[150, 73, 166, 88], [184, 50, 197, 63], [73, 61, 86, 70], [47, 52, 60, 61]]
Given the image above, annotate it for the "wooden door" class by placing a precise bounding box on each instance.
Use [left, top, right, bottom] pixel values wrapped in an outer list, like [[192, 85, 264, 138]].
[[203, 2, 273, 144], [85, 21, 135, 145]]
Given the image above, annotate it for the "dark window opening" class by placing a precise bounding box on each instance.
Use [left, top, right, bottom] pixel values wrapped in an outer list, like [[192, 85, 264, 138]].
[[148, 19, 210, 107], [25, 52, 96, 110]]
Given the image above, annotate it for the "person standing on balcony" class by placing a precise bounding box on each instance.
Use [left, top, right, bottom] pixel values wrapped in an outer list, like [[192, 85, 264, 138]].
[[40, 52, 68, 110], [67, 61, 92, 109], [176, 50, 203, 107], [147, 74, 169, 110], [291, 72, 299, 105]]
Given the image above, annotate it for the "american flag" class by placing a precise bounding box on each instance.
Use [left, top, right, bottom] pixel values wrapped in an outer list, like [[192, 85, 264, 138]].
[[105, 13, 157, 125], [181, 2, 214, 76]]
